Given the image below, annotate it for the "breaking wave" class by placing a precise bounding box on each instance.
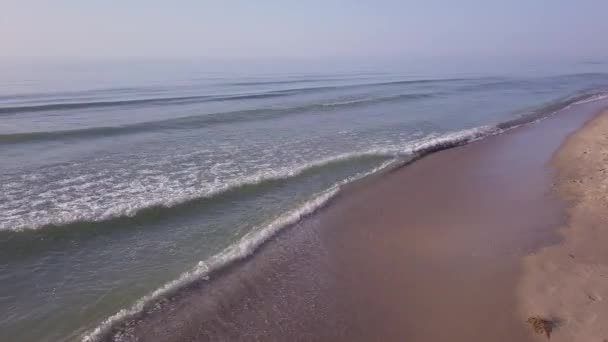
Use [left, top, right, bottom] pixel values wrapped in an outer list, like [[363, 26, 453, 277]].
[[79, 124, 497, 341]]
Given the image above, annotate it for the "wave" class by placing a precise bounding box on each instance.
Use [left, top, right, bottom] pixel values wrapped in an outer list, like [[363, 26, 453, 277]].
[[0, 87, 148, 102], [1, 152, 394, 232], [80, 125, 496, 341], [81, 185, 343, 342], [572, 93, 608, 105], [556, 72, 608, 80], [0, 92, 440, 145], [496, 90, 608, 130], [225, 77, 358, 86], [455, 73, 608, 94], [4, 90, 607, 231], [321, 92, 436, 107], [78, 90, 608, 341], [3, 87, 602, 146], [2, 126, 494, 233], [5, 90, 607, 231], [228, 77, 474, 87], [0, 77, 471, 115], [0, 91, 293, 115]]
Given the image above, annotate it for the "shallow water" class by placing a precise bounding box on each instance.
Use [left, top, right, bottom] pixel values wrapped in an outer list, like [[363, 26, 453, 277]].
[[1, 60, 608, 341]]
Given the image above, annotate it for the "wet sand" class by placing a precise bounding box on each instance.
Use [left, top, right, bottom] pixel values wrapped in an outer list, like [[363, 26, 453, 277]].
[[519, 110, 608, 341], [104, 100, 608, 341]]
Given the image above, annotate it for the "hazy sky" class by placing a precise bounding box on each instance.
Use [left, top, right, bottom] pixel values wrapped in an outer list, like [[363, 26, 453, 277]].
[[2, 0, 608, 62]]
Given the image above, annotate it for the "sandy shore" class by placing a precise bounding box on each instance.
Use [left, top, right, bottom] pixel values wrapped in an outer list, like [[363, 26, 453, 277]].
[[101, 101, 608, 341], [519, 110, 608, 341]]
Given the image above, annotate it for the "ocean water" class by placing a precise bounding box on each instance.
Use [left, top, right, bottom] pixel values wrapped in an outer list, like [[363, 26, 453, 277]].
[[1, 60, 608, 341]]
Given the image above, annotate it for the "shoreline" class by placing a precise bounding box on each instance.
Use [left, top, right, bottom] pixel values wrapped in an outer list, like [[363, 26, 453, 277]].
[[95, 99, 608, 342], [518, 110, 608, 341]]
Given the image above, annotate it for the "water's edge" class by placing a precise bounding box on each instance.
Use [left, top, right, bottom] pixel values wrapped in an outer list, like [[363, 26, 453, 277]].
[[82, 90, 608, 342]]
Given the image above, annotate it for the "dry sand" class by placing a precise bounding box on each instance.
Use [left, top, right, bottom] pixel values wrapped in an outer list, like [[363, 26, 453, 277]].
[[519, 111, 608, 342]]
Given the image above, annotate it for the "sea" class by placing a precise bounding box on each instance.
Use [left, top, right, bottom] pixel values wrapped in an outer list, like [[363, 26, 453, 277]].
[[1, 59, 608, 341]]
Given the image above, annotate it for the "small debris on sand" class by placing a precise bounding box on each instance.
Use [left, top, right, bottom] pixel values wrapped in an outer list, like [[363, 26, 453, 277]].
[[527, 316, 555, 339]]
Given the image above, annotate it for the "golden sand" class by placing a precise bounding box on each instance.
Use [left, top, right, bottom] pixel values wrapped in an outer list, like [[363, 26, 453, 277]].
[[519, 111, 608, 341]]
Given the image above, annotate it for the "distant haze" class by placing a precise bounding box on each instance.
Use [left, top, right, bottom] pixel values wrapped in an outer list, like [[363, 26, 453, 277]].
[[2, 0, 608, 62]]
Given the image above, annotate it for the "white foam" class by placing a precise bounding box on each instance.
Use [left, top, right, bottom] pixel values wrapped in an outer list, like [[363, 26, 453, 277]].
[[407, 125, 500, 155], [1, 126, 501, 232], [80, 126, 504, 341], [572, 93, 608, 105], [0, 152, 389, 232], [81, 159, 394, 342]]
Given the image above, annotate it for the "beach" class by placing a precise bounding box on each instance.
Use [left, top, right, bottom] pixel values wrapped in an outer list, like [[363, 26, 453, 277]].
[[519, 110, 608, 341], [91, 95, 608, 340], [3, 65, 608, 342], [5, 1, 608, 340]]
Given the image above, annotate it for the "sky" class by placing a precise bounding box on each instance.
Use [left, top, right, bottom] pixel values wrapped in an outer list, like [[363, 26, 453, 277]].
[[2, 0, 608, 62]]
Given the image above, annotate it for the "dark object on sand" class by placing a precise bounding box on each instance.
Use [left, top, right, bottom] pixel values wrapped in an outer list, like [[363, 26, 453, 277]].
[[527, 316, 554, 339]]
